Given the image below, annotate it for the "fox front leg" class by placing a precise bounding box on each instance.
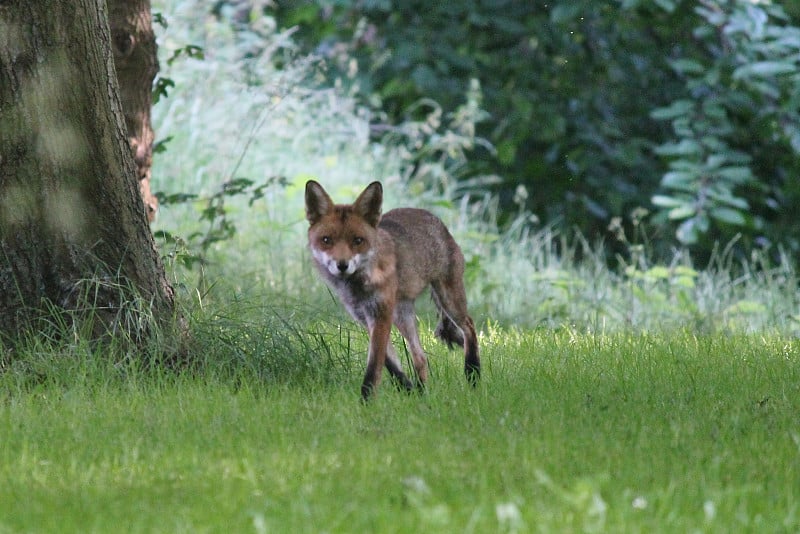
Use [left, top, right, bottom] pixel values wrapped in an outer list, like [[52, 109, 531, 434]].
[[362, 314, 393, 400]]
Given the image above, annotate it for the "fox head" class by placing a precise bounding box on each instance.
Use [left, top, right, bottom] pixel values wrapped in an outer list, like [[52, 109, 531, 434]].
[[305, 180, 383, 278]]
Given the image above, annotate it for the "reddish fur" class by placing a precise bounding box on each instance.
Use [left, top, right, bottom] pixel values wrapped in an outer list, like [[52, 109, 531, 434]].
[[305, 180, 481, 400]]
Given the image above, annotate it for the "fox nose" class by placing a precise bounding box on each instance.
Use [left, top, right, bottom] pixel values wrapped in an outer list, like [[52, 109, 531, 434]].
[[336, 261, 349, 273]]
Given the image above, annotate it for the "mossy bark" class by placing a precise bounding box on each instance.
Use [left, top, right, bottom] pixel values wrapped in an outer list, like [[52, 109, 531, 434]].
[[0, 0, 173, 342]]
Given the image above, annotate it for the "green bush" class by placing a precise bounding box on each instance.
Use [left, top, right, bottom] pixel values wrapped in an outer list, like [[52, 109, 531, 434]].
[[651, 0, 800, 250], [256, 0, 800, 260]]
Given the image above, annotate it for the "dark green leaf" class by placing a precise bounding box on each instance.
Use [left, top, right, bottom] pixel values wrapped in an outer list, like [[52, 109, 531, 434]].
[[716, 166, 754, 184], [668, 59, 704, 75], [655, 140, 703, 157], [152, 77, 175, 104], [668, 205, 696, 220], [155, 192, 198, 205], [652, 195, 687, 208], [152, 136, 173, 155], [733, 61, 797, 79], [650, 100, 694, 121], [676, 218, 699, 244], [710, 207, 747, 226], [152, 12, 168, 29]]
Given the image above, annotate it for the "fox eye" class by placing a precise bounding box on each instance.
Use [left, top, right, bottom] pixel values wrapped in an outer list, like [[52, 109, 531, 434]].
[[353, 236, 365, 246], [321, 236, 332, 245]]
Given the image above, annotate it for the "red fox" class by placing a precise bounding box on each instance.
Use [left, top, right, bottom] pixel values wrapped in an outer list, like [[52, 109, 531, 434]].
[[305, 180, 480, 399]]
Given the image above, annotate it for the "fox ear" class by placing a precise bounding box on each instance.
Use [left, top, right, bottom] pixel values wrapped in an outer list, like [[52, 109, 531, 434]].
[[353, 181, 383, 227], [305, 180, 333, 225]]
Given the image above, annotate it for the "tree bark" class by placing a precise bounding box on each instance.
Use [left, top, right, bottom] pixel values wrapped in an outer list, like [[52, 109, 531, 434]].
[[0, 0, 174, 342], [108, 0, 159, 221]]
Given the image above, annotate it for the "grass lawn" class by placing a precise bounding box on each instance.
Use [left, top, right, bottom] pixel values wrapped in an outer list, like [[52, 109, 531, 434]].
[[2, 327, 798, 533]]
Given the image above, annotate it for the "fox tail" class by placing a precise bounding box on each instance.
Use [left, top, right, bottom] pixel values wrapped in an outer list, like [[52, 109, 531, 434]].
[[431, 288, 465, 349], [434, 316, 464, 349]]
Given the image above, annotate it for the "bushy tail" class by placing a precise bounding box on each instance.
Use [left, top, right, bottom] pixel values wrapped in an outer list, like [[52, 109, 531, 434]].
[[434, 316, 464, 349], [430, 284, 480, 385], [431, 286, 465, 350]]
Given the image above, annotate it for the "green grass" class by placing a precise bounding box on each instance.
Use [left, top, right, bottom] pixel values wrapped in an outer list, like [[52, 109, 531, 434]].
[[2, 326, 799, 532]]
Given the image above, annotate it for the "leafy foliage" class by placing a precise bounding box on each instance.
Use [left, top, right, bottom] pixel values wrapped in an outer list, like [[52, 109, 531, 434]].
[[269, 0, 684, 241], [257, 0, 800, 259], [155, 175, 286, 274], [149, 0, 800, 335], [651, 0, 800, 248]]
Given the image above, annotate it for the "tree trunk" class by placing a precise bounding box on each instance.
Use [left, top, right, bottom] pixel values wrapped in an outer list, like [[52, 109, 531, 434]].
[[0, 0, 174, 343], [108, 0, 159, 221]]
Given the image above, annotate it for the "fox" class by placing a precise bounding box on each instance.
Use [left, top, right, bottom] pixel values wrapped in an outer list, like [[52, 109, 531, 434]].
[[304, 180, 481, 400]]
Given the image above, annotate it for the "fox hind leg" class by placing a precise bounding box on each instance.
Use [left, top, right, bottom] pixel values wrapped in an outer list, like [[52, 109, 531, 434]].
[[431, 280, 480, 386]]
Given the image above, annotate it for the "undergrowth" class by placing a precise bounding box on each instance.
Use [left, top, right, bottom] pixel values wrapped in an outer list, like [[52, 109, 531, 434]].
[[146, 0, 800, 338]]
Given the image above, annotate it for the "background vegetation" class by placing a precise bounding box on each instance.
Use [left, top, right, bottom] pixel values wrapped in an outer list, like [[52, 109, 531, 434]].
[[149, 0, 800, 334], [262, 0, 800, 260]]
